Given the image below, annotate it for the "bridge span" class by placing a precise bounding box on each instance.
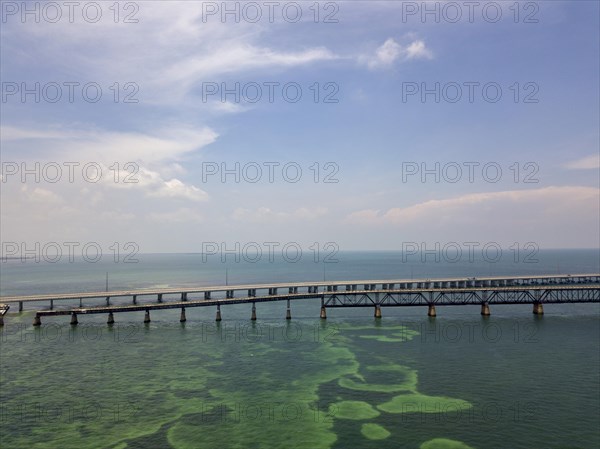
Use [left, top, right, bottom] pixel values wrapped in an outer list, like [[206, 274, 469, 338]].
[[0, 274, 598, 326]]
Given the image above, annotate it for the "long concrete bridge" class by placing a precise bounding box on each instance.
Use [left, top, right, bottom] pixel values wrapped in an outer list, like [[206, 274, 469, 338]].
[[0, 274, 598, 326]]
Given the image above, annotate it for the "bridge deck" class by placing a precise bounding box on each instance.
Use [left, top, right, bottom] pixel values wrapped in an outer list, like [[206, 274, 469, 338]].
[[2, 274, 599, 303], [31, 284, 600, 318], [1, 275, 598, 325]]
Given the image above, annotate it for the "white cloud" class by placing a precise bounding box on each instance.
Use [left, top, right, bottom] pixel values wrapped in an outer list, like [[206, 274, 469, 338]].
[[232, 206, 328, 223], [149, 179, 209, 202], [147, 208, 204, 224], [99, 211, 135, 221], [164, 45, 337, 89], [372, 38, 402, 67], [1, 125, 217, 164], [565, 154, 600, 170], [2, 3, 339, 108], [347, 186, 599, 225], [21, 186, 64, 204], [210, 101, 248, 114], [405, 40, 433, 59], [363, 38, 432, 69], [0, 126, 72, 141], [2, 125, 213, 202], [103, 167, 208, 202], [346, 209, 381, 224], [343, 186, 600, 247]]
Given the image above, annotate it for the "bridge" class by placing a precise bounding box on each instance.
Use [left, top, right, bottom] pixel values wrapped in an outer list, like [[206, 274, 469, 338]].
[[0, 274, 598, 326]]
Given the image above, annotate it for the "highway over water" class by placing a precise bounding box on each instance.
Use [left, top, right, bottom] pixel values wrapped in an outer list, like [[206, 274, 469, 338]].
[[0, 274, 598, 325]]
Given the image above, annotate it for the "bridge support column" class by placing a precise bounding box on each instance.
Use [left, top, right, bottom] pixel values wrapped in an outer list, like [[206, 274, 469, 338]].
[[286, 299, 291, 320], [0, 316, 3, 326], [79, 298, 82, 307], [216, 304, 222, 322], [374, 305, 382, 318], [320, 298, 327, 319], [251, 303, 257, 321], [19, 301, 23, 312], [428, 304, 437, 317], [107, 312, 114, 325], [481, 302, 490, 316], [157, 294, 163, 303], [320, 306, 327, 319], [144, 309, 151, 323], [33, 314, 41, 326], [133, 295, 137, 305], [180, 307, 187, 322], [70, 312, 78, 326], [532, 302, 544, 315], [50, 299, 54, 310], [106, 297, 110, 306]]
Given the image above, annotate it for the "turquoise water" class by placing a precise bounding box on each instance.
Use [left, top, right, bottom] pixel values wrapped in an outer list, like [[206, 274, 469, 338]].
[[1, 251, 599, 448]]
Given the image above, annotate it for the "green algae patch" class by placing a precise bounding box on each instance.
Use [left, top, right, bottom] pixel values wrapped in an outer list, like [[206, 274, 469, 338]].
[[339, 377, 415, 393], [361, 423, 391, 440], [378, 393, 472, 414], [420, 438, 475, 449], [329, 400, 380, 420], [167, 323, 361, 449], [339, 364, 418, 393], [335, 324, 416, 332], [359, 334, 410, 343], [392, 329, 419, 340], [358, 328, 419, 343]]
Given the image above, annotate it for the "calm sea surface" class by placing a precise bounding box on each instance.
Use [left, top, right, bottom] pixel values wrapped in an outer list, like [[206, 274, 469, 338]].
[[1, 250, 599, 449]]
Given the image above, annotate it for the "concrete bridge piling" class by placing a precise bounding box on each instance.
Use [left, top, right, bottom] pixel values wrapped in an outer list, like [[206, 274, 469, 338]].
[[374, 304, 382, 318], [320, 298, 327, 319], [481, 302, 491, 316], [428, 304, 437, 317]]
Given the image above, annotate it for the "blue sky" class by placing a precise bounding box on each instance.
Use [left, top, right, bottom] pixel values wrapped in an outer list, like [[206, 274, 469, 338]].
[[1, 0, 599, 254]]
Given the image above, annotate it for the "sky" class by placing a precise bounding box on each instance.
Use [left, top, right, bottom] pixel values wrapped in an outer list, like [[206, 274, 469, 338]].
[[1, 0, 599, 257]]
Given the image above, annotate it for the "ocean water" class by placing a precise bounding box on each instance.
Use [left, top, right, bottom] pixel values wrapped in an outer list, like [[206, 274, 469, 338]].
[[1, 250, 599, 449]]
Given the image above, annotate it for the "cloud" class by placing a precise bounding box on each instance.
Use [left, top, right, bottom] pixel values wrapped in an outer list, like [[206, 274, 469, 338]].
[[232, 206, 328, 223], [0, 126, 73, 141], [149, 179, 209, 202], [362, 38, 432, 69], [147, 208, 204, 224], [343, 186, 600, 247], [21, 186, 64, 204], [346, 209, 381, 223], [103, 167, 208, 202], [565, 154, 600, 170], [1, 125, 218, 165], [99, 210, 135, 221], [405, 40, 433, 59], [2, 125, 213, 202], [2, 3, 340, 108], [164, 45, 338, 90], [347, 186, 599, 225]]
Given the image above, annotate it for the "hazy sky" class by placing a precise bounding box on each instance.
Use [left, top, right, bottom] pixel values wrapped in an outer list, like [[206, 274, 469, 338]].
[[1, 0, 599, 256]]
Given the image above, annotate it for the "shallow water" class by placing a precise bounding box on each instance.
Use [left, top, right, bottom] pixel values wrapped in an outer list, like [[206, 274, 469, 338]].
[[1, 251, 599, 448]]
